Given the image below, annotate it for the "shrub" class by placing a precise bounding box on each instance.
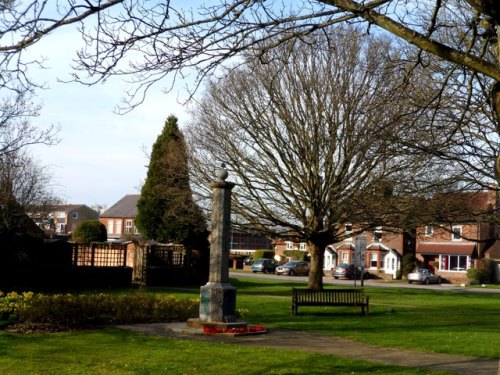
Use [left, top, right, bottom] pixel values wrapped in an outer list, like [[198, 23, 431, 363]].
[[467, 267, 487, 284], [0, 291, 33, 322], [5, 291, 198, 330], [283, 250, 306, 261], [73, 220, 107, 243], [468, 259, 497, 284], [253, 250, 275, 260]]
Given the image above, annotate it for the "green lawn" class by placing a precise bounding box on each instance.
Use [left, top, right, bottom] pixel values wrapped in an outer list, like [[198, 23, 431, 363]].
[[0, 277, 498, 374], [0, 328, 455, 375], [230, 278, 500, 358]]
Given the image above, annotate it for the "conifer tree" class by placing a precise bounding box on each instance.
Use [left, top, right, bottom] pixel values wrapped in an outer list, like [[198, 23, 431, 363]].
[[136, 115, 208, 251]]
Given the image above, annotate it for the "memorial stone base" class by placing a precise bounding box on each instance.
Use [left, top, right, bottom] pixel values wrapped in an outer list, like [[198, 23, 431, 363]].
[[198, 282, 237, 323]]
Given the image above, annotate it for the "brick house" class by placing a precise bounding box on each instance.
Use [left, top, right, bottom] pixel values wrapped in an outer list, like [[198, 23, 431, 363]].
[[42, 204, 99, 236], [326, 224, 408, 278], [273, 239, 309, 260], [415, 190, 498, 283], [99, 194, 140, 241]]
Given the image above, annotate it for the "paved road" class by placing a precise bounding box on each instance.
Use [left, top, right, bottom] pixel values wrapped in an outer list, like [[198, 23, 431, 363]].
[[230, 271, 500, 294]]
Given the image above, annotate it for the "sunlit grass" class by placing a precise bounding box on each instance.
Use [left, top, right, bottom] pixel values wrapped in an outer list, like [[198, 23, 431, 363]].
[[0, 329, 454, 375]]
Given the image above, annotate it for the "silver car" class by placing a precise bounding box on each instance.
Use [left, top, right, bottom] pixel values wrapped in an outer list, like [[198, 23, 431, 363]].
[[408, 268, 442, 284], [275, 261, 310, 276]]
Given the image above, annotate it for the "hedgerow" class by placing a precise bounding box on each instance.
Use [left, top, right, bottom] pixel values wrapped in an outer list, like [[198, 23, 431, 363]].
[[0, 290, 198, 331]]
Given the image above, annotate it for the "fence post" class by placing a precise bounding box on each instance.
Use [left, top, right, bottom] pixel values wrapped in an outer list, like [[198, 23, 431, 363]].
[[73, 243, 78, 267], [91, 243, 96, 267], [123, 245, 127, 268]]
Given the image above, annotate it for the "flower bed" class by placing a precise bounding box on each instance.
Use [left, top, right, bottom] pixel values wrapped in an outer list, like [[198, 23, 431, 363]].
[[203, 325, 266, 335]]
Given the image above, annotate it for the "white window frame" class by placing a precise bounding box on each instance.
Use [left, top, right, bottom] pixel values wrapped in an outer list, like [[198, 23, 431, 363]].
[[370, 253, 378, 268], [341, 252, 349, 263], [299, 242, 306, 251], [115, 220, 122, 235], [439, 254, 470, 272], [451, 226, 462, 241], [285, 241, 293, 250], [125, 220, 133, 234], [107, 220, 114, 235], [72, 212, 79, 220]]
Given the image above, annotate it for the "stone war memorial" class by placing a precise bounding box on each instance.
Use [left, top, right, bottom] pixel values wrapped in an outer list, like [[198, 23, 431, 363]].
[[187, 165, 266, 335]]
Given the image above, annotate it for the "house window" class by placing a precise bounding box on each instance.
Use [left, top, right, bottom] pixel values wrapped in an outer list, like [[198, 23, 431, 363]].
[[299, 242, 306, 251], [107, 220, 114, 234], [72, 212, 78, 220], [439, 254, 469, 271], [370, 253, 378, 268], [285, 241, 293, 250], [134, 226, 140, 235], [125, 220, 133, 234], [451, 226, 462, 241], [373, 227, 382, 242], [57, 211, 65, 219], [115, 220, 122, 235], [425, 226, 433, 236], [341, 252, 349, 263]]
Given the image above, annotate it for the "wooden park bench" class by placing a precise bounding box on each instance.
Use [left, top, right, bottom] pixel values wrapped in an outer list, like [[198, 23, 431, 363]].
[[291, 288, 369, 316]]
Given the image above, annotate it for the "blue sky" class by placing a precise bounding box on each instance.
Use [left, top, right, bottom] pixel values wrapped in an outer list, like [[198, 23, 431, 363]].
[[28, 25, 192, 209]]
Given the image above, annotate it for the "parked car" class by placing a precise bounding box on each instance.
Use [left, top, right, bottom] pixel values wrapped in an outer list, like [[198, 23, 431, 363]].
[[331, 263, 369, 280], [251, 258, 277, 273], [275, 261, 310, 276], [407, 268, 442, 284]]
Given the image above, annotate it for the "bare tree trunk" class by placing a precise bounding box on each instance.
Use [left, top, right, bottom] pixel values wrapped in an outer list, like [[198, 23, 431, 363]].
[[307, 242, 325, 290], [492, 25, 500, 184]]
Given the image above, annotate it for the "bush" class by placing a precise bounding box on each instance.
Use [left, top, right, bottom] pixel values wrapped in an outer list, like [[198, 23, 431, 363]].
[[73, 220, 107, 243], [468, 259, 497, 284], [467, 267, 487, 284], [0, 291, 34, 322], [283, 250, 306, 261], [2, 291, 198, 330], [252, 249, 275, 260]]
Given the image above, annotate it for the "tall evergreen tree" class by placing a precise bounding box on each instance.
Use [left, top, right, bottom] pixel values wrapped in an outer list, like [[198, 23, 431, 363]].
[[136, 115, 208, 250]]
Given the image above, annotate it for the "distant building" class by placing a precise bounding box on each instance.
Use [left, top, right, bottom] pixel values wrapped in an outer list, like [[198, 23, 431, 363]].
[[43, 204, 100, 235], [100, 194, 140, 240], [229, 231, 273, 257]]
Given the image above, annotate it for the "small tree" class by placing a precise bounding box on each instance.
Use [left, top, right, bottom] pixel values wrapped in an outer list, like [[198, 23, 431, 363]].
[[136, 115, 208, 249], [73, 220, 107, 244]]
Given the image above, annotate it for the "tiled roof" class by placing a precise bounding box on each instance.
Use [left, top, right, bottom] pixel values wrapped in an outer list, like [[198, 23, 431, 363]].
[[101, 194, 140, 218], [54, 204, 85, 212], [417, 242, 476, 255]]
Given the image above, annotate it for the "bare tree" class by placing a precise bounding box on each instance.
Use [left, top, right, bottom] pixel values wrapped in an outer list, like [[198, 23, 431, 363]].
[[0, 2, 497, 103], [186, 29, 462, 289], [0, 149, 59, 233], [0, 90, 58, 157], [0, 1, 497, 182]]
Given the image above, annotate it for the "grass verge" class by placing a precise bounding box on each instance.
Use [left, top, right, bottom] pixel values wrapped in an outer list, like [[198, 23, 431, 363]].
[[0, 328, 454, 375]]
